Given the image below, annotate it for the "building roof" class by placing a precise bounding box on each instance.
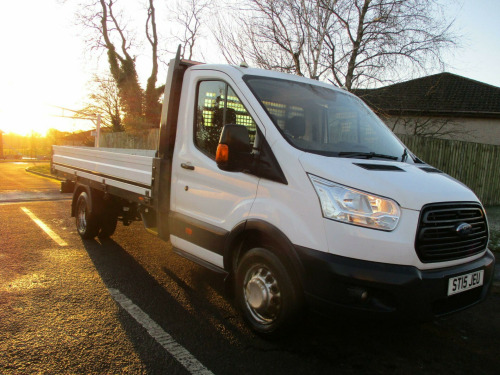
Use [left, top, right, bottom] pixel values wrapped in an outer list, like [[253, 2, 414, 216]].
[[355, 73, 500, 118]]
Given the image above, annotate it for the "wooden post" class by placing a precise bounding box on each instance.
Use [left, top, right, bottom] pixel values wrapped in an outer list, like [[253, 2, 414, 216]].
[[94, 114, 101, 147]]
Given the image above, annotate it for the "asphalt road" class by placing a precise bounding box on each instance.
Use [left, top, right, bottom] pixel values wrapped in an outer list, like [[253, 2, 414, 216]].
[[0, 162, 66, 202], [1, 161, 499, 374]]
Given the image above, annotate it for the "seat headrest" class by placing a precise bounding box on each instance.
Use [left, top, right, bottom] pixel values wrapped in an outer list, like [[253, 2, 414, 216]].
[[226, 108, 236, 124], [285, 116, 305, 138]]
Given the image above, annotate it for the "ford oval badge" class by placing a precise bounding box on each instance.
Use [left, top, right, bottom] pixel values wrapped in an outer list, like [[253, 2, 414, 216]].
[[456, 222, 473, 236]]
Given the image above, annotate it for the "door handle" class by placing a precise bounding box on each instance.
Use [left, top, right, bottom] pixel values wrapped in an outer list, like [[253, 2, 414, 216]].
[[181, 163, 195, 170]]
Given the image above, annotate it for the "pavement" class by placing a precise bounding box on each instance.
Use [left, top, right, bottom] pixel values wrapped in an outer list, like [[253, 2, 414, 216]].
[[24, 166, 500, 289], [0, 162, 67, 204]]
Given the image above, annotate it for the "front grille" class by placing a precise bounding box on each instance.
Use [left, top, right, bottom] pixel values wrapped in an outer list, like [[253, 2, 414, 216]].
[[415, 202, 488, 263]]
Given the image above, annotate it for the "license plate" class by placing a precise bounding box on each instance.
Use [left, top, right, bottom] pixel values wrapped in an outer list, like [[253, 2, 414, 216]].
[[448, 270, 484, 296]]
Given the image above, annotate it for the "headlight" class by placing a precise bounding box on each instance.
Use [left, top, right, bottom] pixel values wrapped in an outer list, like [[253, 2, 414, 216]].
[[308, 174, 401, 231]]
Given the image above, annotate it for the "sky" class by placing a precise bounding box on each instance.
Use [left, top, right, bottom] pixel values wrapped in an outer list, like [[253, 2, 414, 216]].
[[0, 0, 499, 136], [443, 0, 500, 86]]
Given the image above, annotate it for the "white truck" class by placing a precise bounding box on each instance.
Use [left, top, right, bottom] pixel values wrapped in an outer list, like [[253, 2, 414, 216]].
[[52, 51, 495, 336]]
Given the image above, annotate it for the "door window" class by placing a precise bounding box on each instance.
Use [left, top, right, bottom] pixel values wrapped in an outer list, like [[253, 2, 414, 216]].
[[195, 81, 256, 158]]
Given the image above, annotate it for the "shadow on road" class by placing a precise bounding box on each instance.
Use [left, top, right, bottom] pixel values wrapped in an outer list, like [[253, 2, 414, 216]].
[[81, 236, 265, 374], [80, 236, 500, 375]]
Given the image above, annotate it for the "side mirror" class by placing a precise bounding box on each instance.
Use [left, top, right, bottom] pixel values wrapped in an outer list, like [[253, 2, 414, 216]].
[[216, 124, 252, 172]]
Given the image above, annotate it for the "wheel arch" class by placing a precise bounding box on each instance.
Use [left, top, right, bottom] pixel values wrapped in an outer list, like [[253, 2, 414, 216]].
[[71, 183, 91, 217], [71, 184, 109, 217], [224, 219, 306, 291]]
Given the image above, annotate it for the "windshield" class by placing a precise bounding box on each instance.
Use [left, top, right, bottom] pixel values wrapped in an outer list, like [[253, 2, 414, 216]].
[[244, 76, 406, 161]]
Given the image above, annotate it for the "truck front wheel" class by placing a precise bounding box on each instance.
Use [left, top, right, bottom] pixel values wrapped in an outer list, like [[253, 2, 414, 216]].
[[75, 191, 99, 239], [235, 247, 303, 337]]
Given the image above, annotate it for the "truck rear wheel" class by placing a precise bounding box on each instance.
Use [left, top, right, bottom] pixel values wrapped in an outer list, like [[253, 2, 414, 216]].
[[235, 247, 303, 337], [75, 191, 99, 239], [98, 213, 118, 239]]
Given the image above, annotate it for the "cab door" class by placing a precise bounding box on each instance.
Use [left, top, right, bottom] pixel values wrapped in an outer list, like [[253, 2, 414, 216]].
[[170, 70, 261, 268]]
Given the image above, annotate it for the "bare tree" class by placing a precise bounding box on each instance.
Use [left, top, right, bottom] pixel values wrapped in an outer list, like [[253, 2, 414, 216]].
[[167, 0, 211, 60], [214, 0, 335, 78], [144, 0, 162, 127], [77, 0, 162, 129], [387, 115, 473, 139], [99, 0, 143, 124], [214, 0, 456, 90], [76, 74, 124, 132], [76, 0, 212, 130], [322, 0, 456, 91]]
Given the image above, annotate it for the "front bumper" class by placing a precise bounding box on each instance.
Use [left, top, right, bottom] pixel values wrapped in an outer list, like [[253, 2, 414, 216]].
[[295, 246, 496, 320]]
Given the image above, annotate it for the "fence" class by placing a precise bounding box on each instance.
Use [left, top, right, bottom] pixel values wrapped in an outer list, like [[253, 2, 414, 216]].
[[398, 134, 500, 206], [98, 130, 500, 206], [99, 129, 159, 150]]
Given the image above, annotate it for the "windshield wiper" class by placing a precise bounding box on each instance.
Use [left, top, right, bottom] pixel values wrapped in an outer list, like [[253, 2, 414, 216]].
[[401, 148, 424, 163], [401, 148, 408, 162], [338, 151, 398, 160]]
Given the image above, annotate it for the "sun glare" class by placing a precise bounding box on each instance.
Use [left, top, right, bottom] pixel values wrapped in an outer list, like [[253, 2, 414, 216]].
[[0, 1, 94, 138], [0, 99, 95, 137]]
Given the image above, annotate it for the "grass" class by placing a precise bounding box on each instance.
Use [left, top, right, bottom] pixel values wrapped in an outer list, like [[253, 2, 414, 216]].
[[26, 163, 53, 176], [485, 206, 500, 253], [489, 231, 500, 253]]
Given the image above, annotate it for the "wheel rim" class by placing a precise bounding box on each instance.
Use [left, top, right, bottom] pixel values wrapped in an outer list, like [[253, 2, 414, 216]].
[[76, 199, 87, 233], [243, 264, 281, 325]]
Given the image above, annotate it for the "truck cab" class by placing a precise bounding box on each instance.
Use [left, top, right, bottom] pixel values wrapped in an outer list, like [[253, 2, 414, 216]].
[[53, 54, 495, 337]]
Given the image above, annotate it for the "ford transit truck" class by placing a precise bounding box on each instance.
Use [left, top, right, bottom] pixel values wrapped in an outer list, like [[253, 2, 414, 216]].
[[52, 50, 495, 336]]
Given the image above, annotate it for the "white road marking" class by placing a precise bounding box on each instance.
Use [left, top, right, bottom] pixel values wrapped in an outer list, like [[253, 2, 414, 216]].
[[108, 288, 214, 375], [21, 207, 68, 247]]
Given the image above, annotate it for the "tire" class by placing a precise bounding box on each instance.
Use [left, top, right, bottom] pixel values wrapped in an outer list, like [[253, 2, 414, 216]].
[[98, 213, 118, 239], [75, 191, 99, 239], [235, 247, 303, 337]]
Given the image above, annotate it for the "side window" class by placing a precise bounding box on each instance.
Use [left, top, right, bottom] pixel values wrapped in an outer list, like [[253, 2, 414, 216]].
[[195, 81, 256, 158], [226, 86, 257, 143]]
